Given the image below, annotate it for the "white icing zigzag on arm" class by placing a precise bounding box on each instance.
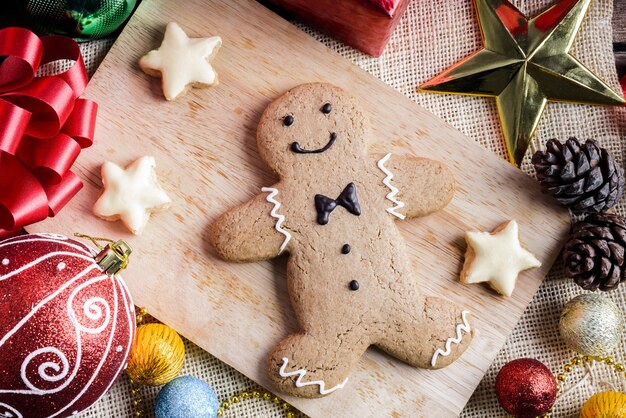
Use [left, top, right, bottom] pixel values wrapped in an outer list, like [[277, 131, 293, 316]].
[[279, 357, 348, 395], [376, 153, 406, 220], [261, 187, 291, 254], [431, 310, 471, 367]]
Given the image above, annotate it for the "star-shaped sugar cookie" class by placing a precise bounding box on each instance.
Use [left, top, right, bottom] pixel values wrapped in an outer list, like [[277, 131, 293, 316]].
[[139, 22, 222, 100], [461, 220, 541, 297], [93, 156, 171, 235]]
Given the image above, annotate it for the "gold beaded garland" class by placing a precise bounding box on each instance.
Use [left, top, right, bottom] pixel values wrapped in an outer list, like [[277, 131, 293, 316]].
[[217, 390, 295, 417], [540, 355, 626, 417]]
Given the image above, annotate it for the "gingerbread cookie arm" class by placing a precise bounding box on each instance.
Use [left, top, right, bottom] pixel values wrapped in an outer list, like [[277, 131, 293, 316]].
[[210, 187, 290, 262], [372, 153, 455, 219]]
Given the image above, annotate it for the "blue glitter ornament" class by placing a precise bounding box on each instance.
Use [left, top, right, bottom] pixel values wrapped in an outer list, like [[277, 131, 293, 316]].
[[155, 376, 219, 418]]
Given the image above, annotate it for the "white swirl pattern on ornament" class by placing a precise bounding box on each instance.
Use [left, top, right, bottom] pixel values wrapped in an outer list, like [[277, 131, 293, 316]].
[[0, 251, 94, 283], [48, 276, 119, 417], [0, 235, 135, 418], [0, 402, 23, 418], [69, 274, 136, 418], [0, 236, 91, 257], [21, 347, 70, 389], [12, 274, 110, 395], [37, 233, 69, 240], [0, 264, 101, 359]]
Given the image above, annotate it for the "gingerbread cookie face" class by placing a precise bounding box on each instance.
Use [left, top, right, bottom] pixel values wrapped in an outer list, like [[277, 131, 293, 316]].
[[256, 84, 367, 176], [211, 83, 473, 398]]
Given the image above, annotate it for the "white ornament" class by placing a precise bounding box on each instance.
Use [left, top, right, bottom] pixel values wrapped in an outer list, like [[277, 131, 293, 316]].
[[461, 220, 541, 297], [93, 156, 171, 235], [139, 22, 222, 100]]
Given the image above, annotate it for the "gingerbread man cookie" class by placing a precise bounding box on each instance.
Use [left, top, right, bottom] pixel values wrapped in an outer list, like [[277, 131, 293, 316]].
[[210, 83, 474, 398]]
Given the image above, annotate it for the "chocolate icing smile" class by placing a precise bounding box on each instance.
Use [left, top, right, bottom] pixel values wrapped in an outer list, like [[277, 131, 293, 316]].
[[291, 132, 337, 154]]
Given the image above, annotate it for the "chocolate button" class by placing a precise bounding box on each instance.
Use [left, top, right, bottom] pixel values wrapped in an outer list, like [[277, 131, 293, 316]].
[[349, 280, 359, 291], [341, 244, 351, 254]]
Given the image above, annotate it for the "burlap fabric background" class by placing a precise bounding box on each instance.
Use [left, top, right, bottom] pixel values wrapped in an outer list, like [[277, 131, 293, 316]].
[[74, 0, 626, 416]]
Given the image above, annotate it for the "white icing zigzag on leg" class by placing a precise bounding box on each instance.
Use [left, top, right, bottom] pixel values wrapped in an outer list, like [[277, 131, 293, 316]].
[[431, 310, 471, 367], [376, 153, 406, 220], [261, 187, 291, 254], [279, 357, 348, 395]]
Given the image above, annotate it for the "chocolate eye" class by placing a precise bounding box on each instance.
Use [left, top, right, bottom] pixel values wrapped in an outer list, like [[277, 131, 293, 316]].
[[321, 103, 332, 114], [283, 115, 294, 126]]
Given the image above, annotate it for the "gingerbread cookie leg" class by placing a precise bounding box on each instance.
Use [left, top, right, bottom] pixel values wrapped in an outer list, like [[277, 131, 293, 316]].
[[268, 329, 369, 398], [376, 297, 473, 369]]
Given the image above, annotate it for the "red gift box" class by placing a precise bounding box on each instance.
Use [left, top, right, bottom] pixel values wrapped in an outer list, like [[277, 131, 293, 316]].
[[261, 0, 409, 57]]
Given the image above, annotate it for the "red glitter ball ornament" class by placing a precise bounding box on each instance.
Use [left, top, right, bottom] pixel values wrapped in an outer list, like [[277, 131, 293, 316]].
[[495, 358, 557, 418], [0, 233, 135, 418]]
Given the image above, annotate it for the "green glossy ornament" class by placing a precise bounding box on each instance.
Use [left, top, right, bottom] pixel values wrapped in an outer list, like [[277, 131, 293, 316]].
[[25, 0, 137, 40]]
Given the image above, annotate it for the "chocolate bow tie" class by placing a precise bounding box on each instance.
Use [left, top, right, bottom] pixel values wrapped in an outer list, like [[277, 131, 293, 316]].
[[315, 183, 361, 225]]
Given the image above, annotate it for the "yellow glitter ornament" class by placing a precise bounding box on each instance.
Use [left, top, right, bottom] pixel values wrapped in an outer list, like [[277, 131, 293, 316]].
[[126, 323, 185, 386], [581, 391, 626, 418]]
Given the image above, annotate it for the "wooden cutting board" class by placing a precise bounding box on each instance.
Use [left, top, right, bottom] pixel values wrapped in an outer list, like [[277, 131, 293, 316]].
[[29, 0, 571, 416]]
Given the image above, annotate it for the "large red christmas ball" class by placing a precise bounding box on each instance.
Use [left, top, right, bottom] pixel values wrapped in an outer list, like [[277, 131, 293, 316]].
[[0, 233, 135, 418], [495, 358, 557, 418]]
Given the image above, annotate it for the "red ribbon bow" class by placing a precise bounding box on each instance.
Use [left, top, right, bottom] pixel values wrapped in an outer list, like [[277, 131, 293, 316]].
[[0, 27, 97, 239]]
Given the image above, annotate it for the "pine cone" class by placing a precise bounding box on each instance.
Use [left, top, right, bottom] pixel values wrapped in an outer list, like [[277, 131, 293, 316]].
[[563, 213, 626, 291], [531, 138, 624, 215]]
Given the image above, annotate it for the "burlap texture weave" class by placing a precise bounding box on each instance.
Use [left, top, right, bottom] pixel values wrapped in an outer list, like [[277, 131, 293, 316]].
[[76, 0, 626, 416]]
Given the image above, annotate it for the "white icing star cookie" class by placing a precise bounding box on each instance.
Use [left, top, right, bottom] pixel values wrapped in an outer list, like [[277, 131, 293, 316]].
[[461, 220, 541, 297], [139, 22, 222, 100], [94, 156, 172, 235]]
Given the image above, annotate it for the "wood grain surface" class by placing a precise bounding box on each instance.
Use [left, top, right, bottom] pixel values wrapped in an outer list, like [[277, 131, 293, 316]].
[[28, 0, 571, 416]]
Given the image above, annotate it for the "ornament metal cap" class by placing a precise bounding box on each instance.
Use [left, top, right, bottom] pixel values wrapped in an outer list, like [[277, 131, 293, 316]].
[[95, 240, 132, 275], [74, 233, 132, 275]]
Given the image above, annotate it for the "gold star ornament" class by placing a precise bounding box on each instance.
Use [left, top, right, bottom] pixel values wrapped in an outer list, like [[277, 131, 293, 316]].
[[461, 220, 541, 297], [419, 0, 625, 166]]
